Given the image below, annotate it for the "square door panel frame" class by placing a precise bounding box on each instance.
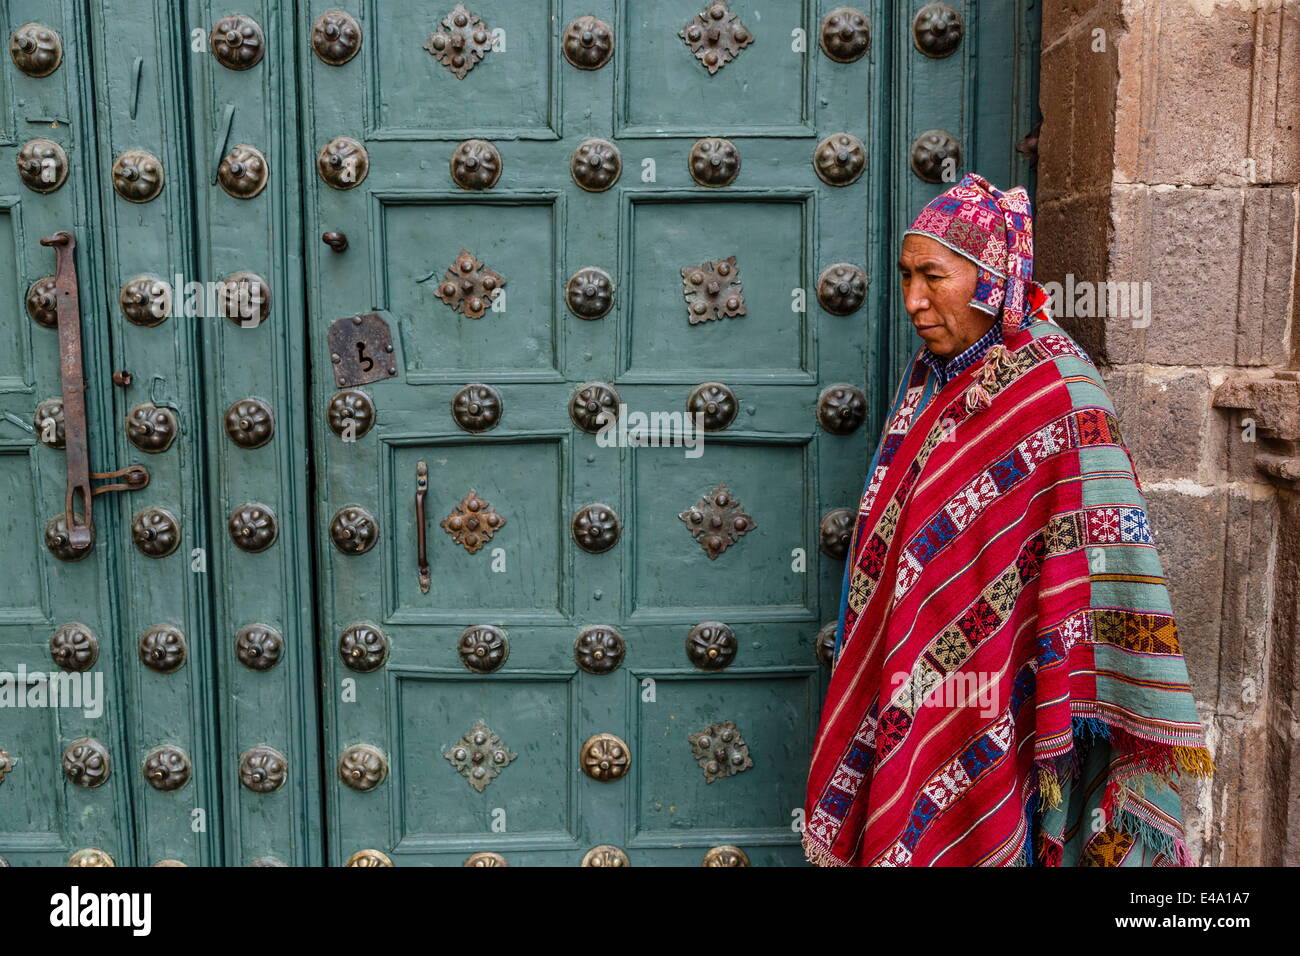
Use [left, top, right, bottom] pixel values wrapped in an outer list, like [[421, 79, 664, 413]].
[[616, 188, 818, 385]]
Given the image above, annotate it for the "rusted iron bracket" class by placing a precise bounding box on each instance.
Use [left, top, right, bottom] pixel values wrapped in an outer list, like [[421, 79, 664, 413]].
[[41, 230, 149, 551]]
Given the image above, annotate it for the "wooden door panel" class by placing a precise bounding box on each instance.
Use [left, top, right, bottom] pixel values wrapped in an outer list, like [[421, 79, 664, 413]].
[[622, 194, 812, 381], [376, 196, 562, 382], [614, 1, 816, 138], [631, 672, 817, 837], [385, 438, 567, 620], [630, 440, 813, 615], [361, 0, 561, 141]]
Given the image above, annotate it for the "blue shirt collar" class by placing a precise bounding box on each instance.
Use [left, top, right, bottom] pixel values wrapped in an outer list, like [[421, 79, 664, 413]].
[[918, 321, 1003, 386]]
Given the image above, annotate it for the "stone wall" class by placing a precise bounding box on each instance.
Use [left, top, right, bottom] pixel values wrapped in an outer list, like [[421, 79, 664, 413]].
[[1037, 0, 1299, 865]]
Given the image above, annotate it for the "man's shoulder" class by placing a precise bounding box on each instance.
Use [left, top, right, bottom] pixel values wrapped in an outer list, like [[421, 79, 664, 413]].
[[1021, 319, 1117, 412]]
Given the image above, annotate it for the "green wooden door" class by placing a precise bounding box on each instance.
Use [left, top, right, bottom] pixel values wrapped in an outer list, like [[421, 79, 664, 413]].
[[301, 0, 889, 868], [0, 0, 227, 866]]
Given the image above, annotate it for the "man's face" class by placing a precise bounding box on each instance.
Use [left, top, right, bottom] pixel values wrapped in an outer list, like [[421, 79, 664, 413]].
[[898, 234, 994, 359]]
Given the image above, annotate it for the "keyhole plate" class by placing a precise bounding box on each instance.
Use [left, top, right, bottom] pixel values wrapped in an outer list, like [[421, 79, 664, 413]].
[[326, 313, 399, 388]]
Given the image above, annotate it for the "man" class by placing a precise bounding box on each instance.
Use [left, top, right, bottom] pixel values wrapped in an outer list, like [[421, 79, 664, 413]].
[[803, 174, 1212, 866]]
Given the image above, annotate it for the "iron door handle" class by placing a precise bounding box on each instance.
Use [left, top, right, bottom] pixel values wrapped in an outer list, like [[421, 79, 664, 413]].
[[416, 460, 429, 592], [40, 230, 149, 551]]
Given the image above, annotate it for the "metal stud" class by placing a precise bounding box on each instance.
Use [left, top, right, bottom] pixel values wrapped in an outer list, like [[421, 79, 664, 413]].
[[465, 852, 508, 867], [50, 623, 98, 673], [211, 14, 265, 71], [153, 860, 187, 867], [686, 382, 738, 431], [441, 492, 505, 554], [17, 138, 68, 193], [815, 621, 837, 666], [817, 384, 867, 435], [450, 138, 501, 190], [235, 624, 283, 671], [126, 403, 179, 453], [63, 738, 111, 788], [219, 271, 271, 327], [33, 398, 65, 448], [582, 846, 630, 867], [817, 263, 868, 315], [132, 507, 181, 558], [574, 626, 625, 675], [562, 15, 614, 70], [701, 845, 749, 866], [681, 256, 745, 324], [119, 275, 172, 327], [445, 722, 516, 791], [688, 137, 740, 187], [248, 857, 287, 867], [111, 149, 164, 202], [312, 10, 363, 65], [138, 625, 187, 674], [69, 849, 115, 867], [819, 7, 870, 62], [819, 508, 854, 559], [910, 129, 962, 183], [436, 249, 506, 318], [679, 1, 753, 75], [329, 389, 376, 439], [688, 720, 752, 783], [571, 138, 621, 192], [451, 383, 502, 433], [912, 2, 963, 58], [331, 506, 379, 555], [569, 382, 620, 433], [0, 750, 12, 785], [218, 144, 269, 199], [572, 503, 621, 554], [679, 482, 755, 559], [45, 514, 93, 562], [566, 267, 614, 320], [239, 745, 287, 793], [143, 745, 191, 792], [686, 621, 736, 670], [26, 276, 58, 328], [458, 624, 508, 673], [224, 398, 274, 449], [581, 733, 630, 782], [339, 622, 389, 673], [812, 133, 865, 186], [229, 502, 278, 553], [9, 23, 62, 76], [317, 136, 369, 189], [339, 744, 387, 792], [424, 4, 493, 79], [346, 849, 393, 867]]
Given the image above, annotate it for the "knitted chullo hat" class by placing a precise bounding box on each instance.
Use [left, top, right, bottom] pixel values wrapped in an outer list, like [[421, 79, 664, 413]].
[[903, 172, 1045, 339]]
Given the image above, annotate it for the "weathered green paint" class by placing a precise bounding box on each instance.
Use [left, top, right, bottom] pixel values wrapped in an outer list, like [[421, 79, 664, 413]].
[[0, 0, 1038, 866]]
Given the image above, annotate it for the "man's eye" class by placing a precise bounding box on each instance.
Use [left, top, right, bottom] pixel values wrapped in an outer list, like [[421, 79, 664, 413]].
[[926, 273, 943, 281]]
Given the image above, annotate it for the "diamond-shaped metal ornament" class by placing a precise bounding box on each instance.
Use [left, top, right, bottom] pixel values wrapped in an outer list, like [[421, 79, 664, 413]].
[[444, 721, 516, 792], [434, 249, 506, 319], [681, 256, 745, 325], [440, 490, 506, 554], [689, 720, 753, 783], [680, 1, 754, 75], [679, 482, 756, 559], [424, 4, 493, 79]]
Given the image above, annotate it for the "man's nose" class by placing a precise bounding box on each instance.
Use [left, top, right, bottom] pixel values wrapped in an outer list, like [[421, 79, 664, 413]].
[[903, 284, 928, 316]]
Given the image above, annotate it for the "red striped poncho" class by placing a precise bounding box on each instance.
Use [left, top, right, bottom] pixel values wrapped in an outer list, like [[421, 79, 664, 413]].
[[804, 302, 1213, 867]]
